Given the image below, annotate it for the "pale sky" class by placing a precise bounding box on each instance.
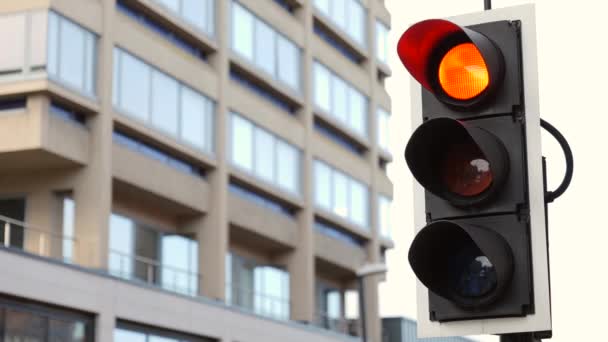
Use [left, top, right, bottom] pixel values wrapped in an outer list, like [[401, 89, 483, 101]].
[[379, 1, 608, 341]]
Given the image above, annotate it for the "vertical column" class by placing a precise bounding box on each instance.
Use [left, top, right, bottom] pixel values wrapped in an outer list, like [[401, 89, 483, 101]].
[[288, 1, 315, 323], [365, 1, 384, 341], [72, 0, 115, 269], [198, 0, 230, 300], [24, 189, 62, 259]]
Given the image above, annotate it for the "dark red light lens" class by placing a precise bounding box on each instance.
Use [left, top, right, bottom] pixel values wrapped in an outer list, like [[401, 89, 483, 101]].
[[442, 143, 493, 197]]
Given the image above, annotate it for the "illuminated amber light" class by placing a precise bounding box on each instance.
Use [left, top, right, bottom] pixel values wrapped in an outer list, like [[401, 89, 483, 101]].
[[438, 43, 489, 100]]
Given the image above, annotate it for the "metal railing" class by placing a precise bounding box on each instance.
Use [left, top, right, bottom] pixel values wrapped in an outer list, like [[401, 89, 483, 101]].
[[314, 312, 361, 337], [0, 214, 78, 263], [225, 282, 291, 321], [109, 249, 201, 297]]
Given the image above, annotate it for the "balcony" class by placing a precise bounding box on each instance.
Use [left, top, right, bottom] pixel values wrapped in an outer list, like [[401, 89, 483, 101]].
[[0, 214, 361, 340], [314, 312, 361, 337]]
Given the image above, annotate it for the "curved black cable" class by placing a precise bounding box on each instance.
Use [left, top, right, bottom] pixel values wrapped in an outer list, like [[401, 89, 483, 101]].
[[540, 118, 573, 203]]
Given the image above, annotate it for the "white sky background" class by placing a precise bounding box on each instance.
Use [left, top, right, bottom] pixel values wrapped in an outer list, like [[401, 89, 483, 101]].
[[379, 1, 608, 341]]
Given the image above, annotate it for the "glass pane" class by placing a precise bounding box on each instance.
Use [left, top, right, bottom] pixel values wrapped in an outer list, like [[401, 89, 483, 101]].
[[344, 290, 360, 319], [277, 35, 299, 91], [161, 235, 190, 293], [119, 51, 150, 121], [276, 140, 298, 194], [47, 12, 59, 75], [112, 48, 120, 106], [333, 77, 348, 124], [83, 33, 96, 95], [377, 21, 389, 63], [232, 3, 254, 60], [114, 329, 146, 342], [314, 161, 332, 210], [377, 108, 390, 150], [59, 17, 85, 89], [206, 0, 215, 37], [0, 14, 25, 72], [29, 11, 48, 68], [326, 290, 341, 319], [49, 319, 87, 342], [182, 0, 207, 33], [204, 100, 215, 153], [149, 336, 179, 342], [314, 0, 330, 16], [348, 1, 365, 46], [314, 63, 331, 113], [180, 87, 206, 150], [5, 309, 45, 342], [231, 114, 253, 171], [349, 180, 368, 228], [348, 88, 366, 137], [379, 196, 391, 238], [109, 214, 134, 278], [254, 20, 276, 76], [62, 198, 75, 262], [188, 239, 199, 294], [151, 70, 179, 136], [157, 0, 179, 12], [331, 0, 347, 30], [254, 128, 275, 183], [333, 171, 349, 218]]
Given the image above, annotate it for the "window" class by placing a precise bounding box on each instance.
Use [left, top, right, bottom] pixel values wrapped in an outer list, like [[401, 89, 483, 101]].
[[379, 195, 392, 239], [314, 62, 368, 138], [108, 213, 200, 295], [0, 297, 93, 342], [61, 197, 75, 262], [377, 107, 391, 152], [376, 20, 390, 64], [314, 23, 363, 64], [113, 131, 206, 178], [116, 321, 214, 342], [230, 113, 301, 196], [231, 2, 301, 93], [0, 198, 26, 249], [117, 1, 208, 61], [226, 253, 290, 320], [314, 0, 366, 47], [315, 220, 365, 247], [229, 183, 296, 217], [314, 160, 369, 229], [0, 11, 47, 76], [113, 48, 215, 155], [151, 0, 215, 37], [48, 12, 97, 96]]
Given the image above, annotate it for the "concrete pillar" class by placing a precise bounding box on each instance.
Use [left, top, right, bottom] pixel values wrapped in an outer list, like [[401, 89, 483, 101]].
[[288, 0, 316, 323], [24, 189, 62, 259], [72, 0, 115, 269], [197, 0, 230, 301]]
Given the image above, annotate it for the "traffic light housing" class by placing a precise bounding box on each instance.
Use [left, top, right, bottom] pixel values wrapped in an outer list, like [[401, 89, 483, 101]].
[[399, 5, 551, 337]]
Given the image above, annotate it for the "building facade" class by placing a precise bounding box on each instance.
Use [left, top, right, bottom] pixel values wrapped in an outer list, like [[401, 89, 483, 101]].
[[0, 0, 392, 341], [382, 318, 477, 342]]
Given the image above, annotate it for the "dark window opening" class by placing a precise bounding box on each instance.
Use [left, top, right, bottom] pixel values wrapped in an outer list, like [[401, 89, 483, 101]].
[[314, 219, 366, 248], [117, 320, 216, 342], [0, 198, 26, 249], [229, 182, 297, 218], [230, 68, 297, 115], [314, 119, 366, 156], [113, 131, 206, 178], [273, 0, 296, 13], [314, 23, 363, 65], [50, 101, 87, 126], [378, 157, 390, 171], [116, 0, 208, 61], [0, 295, 94, 342], [0, 97, 26, 111]]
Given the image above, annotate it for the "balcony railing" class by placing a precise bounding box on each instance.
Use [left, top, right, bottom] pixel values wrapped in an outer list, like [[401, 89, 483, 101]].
[[109, 249, 201, 297], [226, 282, 291, 321], [0, 215, 363, 338], [314, 312, 361, 337], [0, 214, 79, 264]]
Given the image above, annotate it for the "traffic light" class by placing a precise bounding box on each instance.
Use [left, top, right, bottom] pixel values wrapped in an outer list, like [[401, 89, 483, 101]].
[[398, 5, 551, 337]]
